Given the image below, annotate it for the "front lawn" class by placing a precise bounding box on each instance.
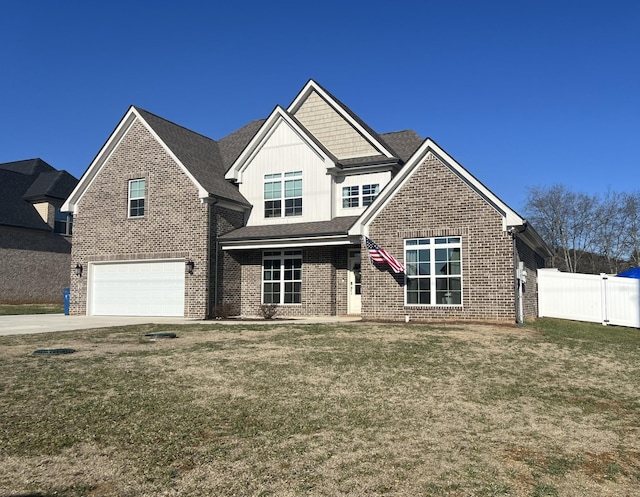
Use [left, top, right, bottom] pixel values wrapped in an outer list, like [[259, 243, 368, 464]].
[[0, 303, 64, 315], [0, 319, 638, 496]]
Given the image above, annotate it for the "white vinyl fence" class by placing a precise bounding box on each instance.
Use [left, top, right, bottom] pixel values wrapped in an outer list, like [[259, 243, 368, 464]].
[[538, 268, 640, 328]]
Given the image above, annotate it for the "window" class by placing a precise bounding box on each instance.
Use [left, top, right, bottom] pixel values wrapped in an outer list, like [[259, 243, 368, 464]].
[[54, 208, 73, 235], [128, 179, 145, 217], [405, 237, 462, 306], [264, 172, 302, 218], [262, 250, 302, 304], [342, 186, 359, 208], [342, 183, 379, 208], [362, 184, 379, 206]]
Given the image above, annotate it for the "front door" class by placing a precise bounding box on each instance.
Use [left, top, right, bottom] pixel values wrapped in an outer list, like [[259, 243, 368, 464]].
[[348, 249, 362, 314]]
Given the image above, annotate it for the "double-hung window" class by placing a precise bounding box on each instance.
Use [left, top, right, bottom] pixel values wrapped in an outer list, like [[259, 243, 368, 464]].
[[264, 171, 302, 218], [362, 184, 379, 206], [342, 183, 379, 208], [262, 250, 302, 304], [128, 179, 145, 217], [342, 186, 359, 208], [405, 237, 462, 306]]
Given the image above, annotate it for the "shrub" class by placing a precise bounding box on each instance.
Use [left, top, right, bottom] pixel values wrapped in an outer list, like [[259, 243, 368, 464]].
[[259, 303, 278, 320]]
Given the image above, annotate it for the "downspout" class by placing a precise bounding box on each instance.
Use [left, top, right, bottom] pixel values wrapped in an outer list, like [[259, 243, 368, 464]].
[[510, 222, 528, 323], [210, 200, 218, 319]]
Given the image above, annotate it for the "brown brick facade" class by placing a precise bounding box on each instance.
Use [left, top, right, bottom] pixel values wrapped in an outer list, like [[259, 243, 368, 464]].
[[362, 153, 519, 322], [69, 120, 210, 318], [0, 226, 71, 303], [211, 206, 245, 316], [227, 246, 352, 317]]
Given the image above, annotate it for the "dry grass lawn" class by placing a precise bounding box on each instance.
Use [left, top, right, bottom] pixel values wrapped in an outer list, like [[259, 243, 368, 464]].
[[0, 318, 638, 496]]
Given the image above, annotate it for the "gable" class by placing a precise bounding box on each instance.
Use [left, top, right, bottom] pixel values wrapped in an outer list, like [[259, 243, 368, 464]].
[[225, 107, 335, 183], [350, 139, 526, 237], [63, 107, 249, 215], [233, 117, 334, 226], [292, 90, 380, 160]]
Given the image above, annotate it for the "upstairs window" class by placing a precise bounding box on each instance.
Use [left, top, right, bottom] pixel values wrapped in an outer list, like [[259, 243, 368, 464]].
[[362, 184, 380, 206], [264, 172, 302, 218], [54, 208, 73, 235], [342, 183, 379, 208], [128, 179, 145, 217], [342, 186, 359, 208], [405, 237, 462, 306]]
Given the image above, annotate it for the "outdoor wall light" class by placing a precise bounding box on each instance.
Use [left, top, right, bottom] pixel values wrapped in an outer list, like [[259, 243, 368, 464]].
[[186, 260, 195, 274], [75, 264, 83, 277]]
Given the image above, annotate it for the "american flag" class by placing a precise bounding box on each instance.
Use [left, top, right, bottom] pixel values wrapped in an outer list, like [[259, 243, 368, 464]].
[[365, 236, 405, 273]]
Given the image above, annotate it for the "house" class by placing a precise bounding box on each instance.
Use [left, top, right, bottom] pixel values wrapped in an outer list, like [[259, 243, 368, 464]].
[[62, 80, 550, 321], [0, 159, 78, 303]]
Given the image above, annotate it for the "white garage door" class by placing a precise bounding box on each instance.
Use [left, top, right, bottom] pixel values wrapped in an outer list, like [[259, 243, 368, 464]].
[[90, 260, 185, 316]]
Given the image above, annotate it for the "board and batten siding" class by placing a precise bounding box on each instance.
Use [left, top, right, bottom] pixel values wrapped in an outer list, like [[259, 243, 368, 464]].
[[240, 119, 333, 226], [334, 171, 392, 217], [293, 90, 379, 160]]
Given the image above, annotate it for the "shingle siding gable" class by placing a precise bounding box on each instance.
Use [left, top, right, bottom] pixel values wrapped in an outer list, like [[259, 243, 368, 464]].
[[293, 90, 380, 160]]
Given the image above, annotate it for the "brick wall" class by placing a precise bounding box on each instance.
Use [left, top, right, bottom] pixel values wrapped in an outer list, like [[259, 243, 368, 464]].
[[0, 226, 71, 303], [232, 246, 351, 317], [515, 236, 546, 320], [363, 153, 517, 322], [69, 120, 210, 318], [211, 206, 245, 316]]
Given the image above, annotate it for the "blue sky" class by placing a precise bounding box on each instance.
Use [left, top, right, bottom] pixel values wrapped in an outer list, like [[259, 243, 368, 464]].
[[2, 0, 638, 211]]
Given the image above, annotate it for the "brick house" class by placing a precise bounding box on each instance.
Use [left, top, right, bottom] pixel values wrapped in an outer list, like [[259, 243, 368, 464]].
[[0, 159, 77, 303], [63, 80, 549, 321]]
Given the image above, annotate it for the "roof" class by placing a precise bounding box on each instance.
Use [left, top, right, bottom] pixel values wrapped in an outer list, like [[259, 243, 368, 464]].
[[379, 130, 423, 163], [218, 119, 266, 170], [0, 159, 77, 231], [134, 107, 250, 206], [0, 158, 55, 176], [23, 170, 78, 201], [219, 216, 359, 241]]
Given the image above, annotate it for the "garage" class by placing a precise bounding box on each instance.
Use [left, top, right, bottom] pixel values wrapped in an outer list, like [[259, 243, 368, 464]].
[[89, 260, 185, 316]]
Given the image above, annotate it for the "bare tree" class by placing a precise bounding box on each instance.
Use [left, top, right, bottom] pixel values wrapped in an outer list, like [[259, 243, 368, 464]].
[[524, 185, 599, 272], [623, 192, 640, 268], [593, 190, 629, 274]]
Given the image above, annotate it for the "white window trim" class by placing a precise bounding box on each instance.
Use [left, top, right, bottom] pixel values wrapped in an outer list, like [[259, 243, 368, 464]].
[[128, 178, 146, 218], [342, 183, 379, 209], [404, 237, 463, 307], [264, 171, 303, 218], [262, 250, 303, 305]]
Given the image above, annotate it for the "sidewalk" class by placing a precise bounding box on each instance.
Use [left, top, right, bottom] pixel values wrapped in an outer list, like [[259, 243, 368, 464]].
[[0, 314, 361, 336]]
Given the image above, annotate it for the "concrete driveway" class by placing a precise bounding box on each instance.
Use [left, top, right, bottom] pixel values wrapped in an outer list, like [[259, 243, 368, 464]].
[[0, 314, 361, 336], [0, 314, 204, 336]]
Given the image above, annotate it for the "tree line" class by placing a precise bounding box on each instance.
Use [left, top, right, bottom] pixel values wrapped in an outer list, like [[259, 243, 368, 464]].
[[524, 185, 640, 274]]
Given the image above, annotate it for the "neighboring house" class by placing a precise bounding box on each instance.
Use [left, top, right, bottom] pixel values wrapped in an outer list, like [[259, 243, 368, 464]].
[[63, 80, 550, 321], [0, 159, 78, 303]]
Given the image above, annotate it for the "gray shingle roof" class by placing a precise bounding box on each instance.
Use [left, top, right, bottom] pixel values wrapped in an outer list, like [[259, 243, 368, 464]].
[[218, 119, 266, 170], [0, 158, 55, 176], [134, 107, 250, 206], [23, 170, 78, 201], [219, 216, 360, 241], [0, 159, 78, 231], [379, 130, 423, 163]]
